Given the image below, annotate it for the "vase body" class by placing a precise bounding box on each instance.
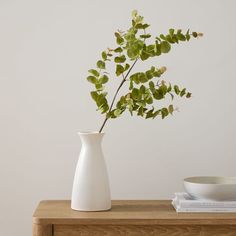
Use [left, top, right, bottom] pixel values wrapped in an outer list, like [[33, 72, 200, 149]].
[[71, 132, 111, 211]]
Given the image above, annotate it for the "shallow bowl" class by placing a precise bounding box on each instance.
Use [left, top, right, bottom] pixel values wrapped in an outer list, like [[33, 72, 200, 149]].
[[184, 176, 236, 201]]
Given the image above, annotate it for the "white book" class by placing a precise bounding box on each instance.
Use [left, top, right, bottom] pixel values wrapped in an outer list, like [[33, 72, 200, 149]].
[[172, 200, 236, 213], [174, 193, 236, 208]]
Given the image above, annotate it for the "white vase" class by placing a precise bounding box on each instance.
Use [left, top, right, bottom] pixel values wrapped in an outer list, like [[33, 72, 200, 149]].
[[71, 131, 111, 211]]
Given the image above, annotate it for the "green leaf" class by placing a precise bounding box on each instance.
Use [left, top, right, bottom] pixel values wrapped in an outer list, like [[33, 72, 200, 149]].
[[161, 108, 169, 119], [124, 63, 130, 72], [169, 28, 175, 36], [114, 47, 123, 53], [140, 50, 150, 61], [90, 91, 98, 101], [139, 72, 147, 83], [149, 81, 155, 91], [102, 51, 107, 60], [160, 34, 166, 40], [160, 84, 168, 95], [180, 88, 186, 97], [165, 35, 175, 44], [116, 101, 122, 109], [167, 84, 172, 92], [150, 66, 155, 72], [87, 76, 97, 84], [146, 96, 153, 104], [137, 106, 144, 116], [172, 35, 179, 44], [174, 85, 180, 95], [153, 70, 161, 77], [116, 36, 124, 45], [95, 83, 104, 91], [96, 94, 106, 106], [135, 23, 144, 29], [114, 55, 126, 63], [153, 90, 163, 100], [146, 110, 154, 119], [88, 69, 99, 77], [114, 109, 122, 117], [124, 31, 136, 41], [120, 96, 126, 104], [129, 80, 134, 90], [146, 70, 153, 80], [131, 88, 140, 100], [140, 34, 151, 39], [146, 44, 155, 56], [177, 29, 182, 34], [153, 110, 160, 118], [115, 32, 125, 45], [155, 42, 161, 56], [97, 60, 105, 69], [99, 75, 109, 84], [161, 41, 171, 53], [186, 92, 192, 98], [100, 104, 109, 114], [168, 104, 174, 114], [177, 33, 186, 41], [142, 24, 150, 29], [186, 29, 190, 41], [130, 73, 140, 84], [116, 64, 124, 76], [127, 47, 139, 59], [106, 111, 113, 119], [140, 85, 146, 94]]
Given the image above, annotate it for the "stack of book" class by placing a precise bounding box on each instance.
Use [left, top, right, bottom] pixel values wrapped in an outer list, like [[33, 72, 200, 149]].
[[172, 193, 236, 212]]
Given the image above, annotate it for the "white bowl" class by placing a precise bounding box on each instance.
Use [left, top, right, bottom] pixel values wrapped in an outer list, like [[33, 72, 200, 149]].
[[184, 176, 236, 201]]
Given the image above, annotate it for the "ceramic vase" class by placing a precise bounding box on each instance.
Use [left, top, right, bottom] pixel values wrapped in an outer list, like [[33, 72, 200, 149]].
[[71, 132, 111, 211]]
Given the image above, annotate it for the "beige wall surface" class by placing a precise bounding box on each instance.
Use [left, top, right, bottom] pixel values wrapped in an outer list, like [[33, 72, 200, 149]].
[[0, 0, 236, 235]]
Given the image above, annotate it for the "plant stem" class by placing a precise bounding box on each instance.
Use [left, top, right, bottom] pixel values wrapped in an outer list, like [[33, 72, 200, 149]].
[[99, 58, 139, 133]]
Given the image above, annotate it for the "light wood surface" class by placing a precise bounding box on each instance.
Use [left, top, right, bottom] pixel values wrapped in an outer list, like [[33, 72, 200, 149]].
[[54, 225, 236, 236], [32, 200, 236, 236], [54, 225, 202, 236], [32, 224, 52, 236], [33, 200, 236, 225]]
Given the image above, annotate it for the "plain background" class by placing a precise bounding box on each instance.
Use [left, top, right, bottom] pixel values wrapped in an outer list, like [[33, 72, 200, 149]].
[[0, 0, 236, 235]]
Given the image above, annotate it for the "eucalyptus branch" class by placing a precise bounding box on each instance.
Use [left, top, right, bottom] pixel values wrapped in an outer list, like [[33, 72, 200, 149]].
[[86, 10, 202, 133], [99, 58, 138, 133]]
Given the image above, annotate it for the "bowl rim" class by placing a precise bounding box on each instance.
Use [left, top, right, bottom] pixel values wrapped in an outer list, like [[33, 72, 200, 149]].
[[184, 176, 236, 185]]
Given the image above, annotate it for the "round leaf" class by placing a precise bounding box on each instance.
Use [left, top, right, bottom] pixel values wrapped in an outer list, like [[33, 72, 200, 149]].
[[161, 41, 171, 53], [97, 60, 105, 69], [87, 76, 97, 84]]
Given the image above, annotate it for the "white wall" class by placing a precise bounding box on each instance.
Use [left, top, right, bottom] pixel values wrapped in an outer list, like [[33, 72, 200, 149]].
[[0, 0, 236, 235]]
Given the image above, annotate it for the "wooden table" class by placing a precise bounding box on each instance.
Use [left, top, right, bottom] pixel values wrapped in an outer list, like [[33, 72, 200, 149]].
[[33, 200, 236, 236]]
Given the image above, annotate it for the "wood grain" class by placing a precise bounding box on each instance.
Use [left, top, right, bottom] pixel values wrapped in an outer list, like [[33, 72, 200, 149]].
[[203, 226, 236, 236], [32, 224, 52, 236], [33, 200, 236, 225], [54, 225, 201, 236], [54, 225, 236, 236], [32, 200, 236, 236]]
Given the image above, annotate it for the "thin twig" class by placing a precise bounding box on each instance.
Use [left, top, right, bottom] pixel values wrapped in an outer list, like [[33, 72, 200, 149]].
[[99, 58, 139, 133]]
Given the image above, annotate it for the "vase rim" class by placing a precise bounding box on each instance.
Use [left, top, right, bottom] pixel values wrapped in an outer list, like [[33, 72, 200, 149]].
[[78, 131, 105, 135]]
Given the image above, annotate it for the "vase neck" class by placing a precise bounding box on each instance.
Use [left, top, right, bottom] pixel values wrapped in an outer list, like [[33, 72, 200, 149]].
[[78, 132, 104, 147]]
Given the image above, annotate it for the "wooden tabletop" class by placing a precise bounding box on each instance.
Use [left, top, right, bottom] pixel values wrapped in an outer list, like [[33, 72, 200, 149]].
[[33, 200, 236, 226]]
